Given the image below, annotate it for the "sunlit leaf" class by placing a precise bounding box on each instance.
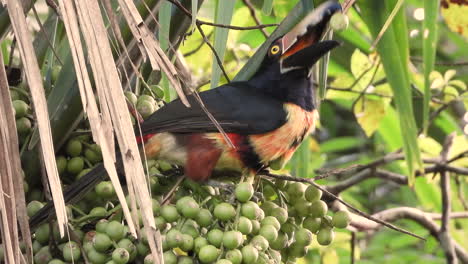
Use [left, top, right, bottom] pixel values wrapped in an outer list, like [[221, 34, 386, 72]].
[[210, 0, 236, 88], [354, 97, 389, 137], [444, 69, 457, 81], [360, 0, 423, 185], [441, 0, 468, 38], [262, 0, 273, 15], [422, 0, 440, 134], [320, 137, 366, 153], [449, 79, 467, 90], [418, 136, 442, 157]]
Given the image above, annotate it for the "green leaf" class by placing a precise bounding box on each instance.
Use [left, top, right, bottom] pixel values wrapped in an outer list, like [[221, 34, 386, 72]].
[[422, 0, 440, 133], [354, 97, 389, 137], [210, 0, 236, 88], [261, 0, 273, 15], [320, 137, 366, 153], [360, 0, 423, 185], [159, 1, 174, 101], [234, 1, 317, 81]]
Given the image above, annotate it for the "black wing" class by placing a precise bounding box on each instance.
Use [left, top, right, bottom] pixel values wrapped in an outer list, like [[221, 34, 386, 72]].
[[139, 82, 287, 135]]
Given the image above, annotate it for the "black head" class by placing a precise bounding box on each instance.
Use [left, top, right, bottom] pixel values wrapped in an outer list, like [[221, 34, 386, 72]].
[[248, 1, 342, 110]]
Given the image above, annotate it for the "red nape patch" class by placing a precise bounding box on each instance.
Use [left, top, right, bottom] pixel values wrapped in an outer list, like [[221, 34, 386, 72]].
[[185, 134, 222, 181], [136, 133, 156, 144]]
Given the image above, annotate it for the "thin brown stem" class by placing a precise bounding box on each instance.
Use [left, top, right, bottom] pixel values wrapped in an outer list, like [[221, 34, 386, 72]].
[[242, 0, 269, 38]]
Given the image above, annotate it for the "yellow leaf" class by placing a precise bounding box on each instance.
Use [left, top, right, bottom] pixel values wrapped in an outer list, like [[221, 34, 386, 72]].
[[321, 249, 339, 264], [441, 1, 468, 38], [418, 136, 442, 157], [444, 69, 457, 82], [449, 79, 467, 90], [354, 97, 389, 137], [449, 135, 468, 168]]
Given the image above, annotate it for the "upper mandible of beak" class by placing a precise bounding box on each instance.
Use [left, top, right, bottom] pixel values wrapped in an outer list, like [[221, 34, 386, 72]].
[[281, 1, 342, 61]]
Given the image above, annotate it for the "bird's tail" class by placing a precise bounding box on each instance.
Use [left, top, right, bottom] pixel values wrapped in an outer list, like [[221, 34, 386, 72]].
[[29, 162, 108, 230]]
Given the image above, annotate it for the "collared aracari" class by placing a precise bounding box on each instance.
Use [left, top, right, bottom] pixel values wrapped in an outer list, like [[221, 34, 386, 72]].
[[29, 1, 342, 229]]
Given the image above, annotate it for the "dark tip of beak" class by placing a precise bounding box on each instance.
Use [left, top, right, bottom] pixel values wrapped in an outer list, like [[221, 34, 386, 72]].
[[282, 40, 340, 70]]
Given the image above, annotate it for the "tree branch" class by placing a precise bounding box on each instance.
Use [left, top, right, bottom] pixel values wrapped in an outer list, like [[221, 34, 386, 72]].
[[346, 206, 468, 263], [165, 0, 278, 30], [261, 172, 425, 240], [241, 0, 269, 38], [439, 133, 457, 264]]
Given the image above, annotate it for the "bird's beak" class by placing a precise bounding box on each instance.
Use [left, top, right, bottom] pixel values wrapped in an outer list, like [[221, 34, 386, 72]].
[[280, 1, 342, 72]]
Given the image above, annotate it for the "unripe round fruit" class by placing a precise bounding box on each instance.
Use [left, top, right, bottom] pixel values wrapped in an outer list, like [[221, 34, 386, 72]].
[[310, 200, 328, 218], [214, 203, 236, 221], [95, 181, 116, 199], [216, 259, 233, 264], [288, 242, 308, 258], [225, 249, 242, 264], [62, 241, 81, 262], [160, 205, 180, 222], [87, 248, 108, 264], [194, 237, 209, 253], [180, 234, 194, 252], [137, 94, 156, 106], [163, 250, 177, 264], [95, 219, 109, 233], [223, 230, 243, 250], [67, 157, 84, 175], [271, 207, 288, 224], [93, 233, 112, 252], [196, 208, 212, 227], [251, 220, 260, 235], [117, 239, 136, 261], [305, 185, 322, 202], [294, 228, 313, 246], [106, 221, 125, 241], [48, 259, 65, 264], [287, 182, 306, 201], [241, 201, 260, 220], [66, 139, 82, 157], [33, 246, 52, 264], [56, 156, 67, 174], [181, 199, 200, 219], [260, 201, 278, 216], [332, 210, 351, 228], [237, 216, 252, 235], [207, 228, 224, 247], [199, 245, 219, 263], [137, 100, 155, 119], [317, 228, 335, 246], [259, 225, 278, 243], [178, 256, 194, 264], [85, 144, 102, 164], [235, 182, 254, 202], [260, 216, 280, 231], [330, 12, 349, 31], [35, 224, 50, 245], [269, 232, 288, 250], [27, 200, 43, 217], [241, 245, 258, 264], [16, 117, 31, 134], [112, 248, 129, 264], [124, 91, 138, 105], [166, 229, 183, 249], [250, 235, 269, 252], [303, 217, 321, 233], [90, 206, 107, 217], [12, 100, 28, 118]]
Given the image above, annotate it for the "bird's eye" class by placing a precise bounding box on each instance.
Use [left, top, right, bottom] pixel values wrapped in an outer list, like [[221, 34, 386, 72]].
[[270, 45, 280, 55]]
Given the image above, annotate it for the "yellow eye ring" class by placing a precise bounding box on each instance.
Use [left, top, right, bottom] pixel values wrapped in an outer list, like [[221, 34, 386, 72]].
[[270, 45, 280, 55]]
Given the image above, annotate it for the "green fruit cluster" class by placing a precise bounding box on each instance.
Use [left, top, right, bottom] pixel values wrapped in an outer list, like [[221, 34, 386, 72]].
[[9, 85, 32, 144], [16, 88, 349, 263]]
